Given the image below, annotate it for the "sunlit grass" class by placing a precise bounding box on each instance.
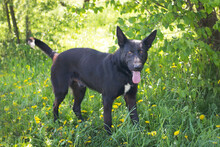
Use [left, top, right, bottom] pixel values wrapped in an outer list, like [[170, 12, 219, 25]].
[[0, 1, 220, 146]]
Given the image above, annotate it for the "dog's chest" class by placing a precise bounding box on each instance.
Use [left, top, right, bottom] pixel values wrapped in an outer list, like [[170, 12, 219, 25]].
[[124, 83, 131, 94]]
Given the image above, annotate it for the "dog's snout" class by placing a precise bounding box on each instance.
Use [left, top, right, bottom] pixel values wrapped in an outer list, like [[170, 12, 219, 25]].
[[134, 63, 142, 70], [133, 57, 142, 70]]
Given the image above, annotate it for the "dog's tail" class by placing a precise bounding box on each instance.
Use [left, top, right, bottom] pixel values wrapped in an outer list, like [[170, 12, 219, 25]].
[[28, 37, 58, 61]]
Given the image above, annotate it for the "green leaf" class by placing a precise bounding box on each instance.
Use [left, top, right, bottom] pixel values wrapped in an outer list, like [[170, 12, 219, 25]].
[[128, 17, 136, 23], [205, 27, 212, 36], [168, 4, 172, 12]]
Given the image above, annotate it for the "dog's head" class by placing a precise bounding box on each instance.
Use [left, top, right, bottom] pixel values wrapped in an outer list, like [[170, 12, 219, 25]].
[[116, 26, 157, 84]]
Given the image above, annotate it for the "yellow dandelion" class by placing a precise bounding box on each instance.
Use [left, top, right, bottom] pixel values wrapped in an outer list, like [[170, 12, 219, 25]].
[[81, 110, 87, 113], [59, 139, 65, 143], [163, 87, 166, 90], [162, 135, 167, 139], [75, 125, 79, 128], [63, 120, 67, 125], [57, 126, 63, 131], [145, 68, 150, 73], [32, 105, 37, 109], [111, 125, 114, 128], [120, 119, 124, 123], [199, 114, 205, 120], [89, 95, 94, 98], [34, 116, 41, 124], [22, 108, 27, 111], [145, 121, 150, 124], [218, 80, 220, 84], [113, 105, 118, 109], [67, 140, 72, 144], [174, 130, 180, 136], [1, 94, 6, 98], [10, 92, 15, 95], [115, 102, 122, 106], [13, 101, 18, 106], [151, 131, 157, 136], [171, 63, 177, 68], [77, 120, 82, 123], [216, 125, 220, 128], [85, 140, 91, 144], [4, 107, 9, 112], [185, 135, 188, 139], [152, 104, 157, 107], [137, 99, 143, 103], [123, 142, 128, 145], [24, 79, 28, 83], [45, 112, 48, 115]]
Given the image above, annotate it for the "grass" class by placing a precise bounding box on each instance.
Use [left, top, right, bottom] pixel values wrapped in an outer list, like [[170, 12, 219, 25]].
[[0, 1, 220, 146]]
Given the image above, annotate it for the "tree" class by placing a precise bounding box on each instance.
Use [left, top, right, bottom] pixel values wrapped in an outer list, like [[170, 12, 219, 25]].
[[107, 0, 220, 111], [3, 0, 11, 33], [9, 0, 20, 44]]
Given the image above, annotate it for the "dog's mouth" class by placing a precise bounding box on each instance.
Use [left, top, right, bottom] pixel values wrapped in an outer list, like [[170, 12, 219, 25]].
[[132, 71, 141, 84]]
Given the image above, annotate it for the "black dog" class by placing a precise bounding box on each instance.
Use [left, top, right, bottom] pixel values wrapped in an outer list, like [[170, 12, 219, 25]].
[[28, 26, 157, 134]]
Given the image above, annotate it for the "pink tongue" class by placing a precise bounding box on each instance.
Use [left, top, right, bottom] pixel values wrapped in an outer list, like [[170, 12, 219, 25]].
[[132, 71, 141, 84]]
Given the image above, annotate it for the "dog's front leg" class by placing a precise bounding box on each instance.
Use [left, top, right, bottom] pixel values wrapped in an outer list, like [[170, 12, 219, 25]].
[[102, 95, 114, 134], [124, 92, 139, 124]]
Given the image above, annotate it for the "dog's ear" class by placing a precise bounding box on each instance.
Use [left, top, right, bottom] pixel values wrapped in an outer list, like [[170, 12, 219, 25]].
[[142, 30, 157, 49], [117, 26, 128, 47]]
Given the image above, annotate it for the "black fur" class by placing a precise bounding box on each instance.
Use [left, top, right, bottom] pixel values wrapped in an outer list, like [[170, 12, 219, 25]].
[[28, 26, 157, 134]]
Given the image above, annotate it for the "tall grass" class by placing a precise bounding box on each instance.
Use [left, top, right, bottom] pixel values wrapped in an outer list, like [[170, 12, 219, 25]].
[[0, 2, 219, 147]]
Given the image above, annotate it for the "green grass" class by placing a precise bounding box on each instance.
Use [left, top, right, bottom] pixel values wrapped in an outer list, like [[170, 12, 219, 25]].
[[0, 2, 220, 147]]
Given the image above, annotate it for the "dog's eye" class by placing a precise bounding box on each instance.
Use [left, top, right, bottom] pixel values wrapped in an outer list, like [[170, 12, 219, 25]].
[[128, 51, 132, 55], [139, 50, 143, 54]]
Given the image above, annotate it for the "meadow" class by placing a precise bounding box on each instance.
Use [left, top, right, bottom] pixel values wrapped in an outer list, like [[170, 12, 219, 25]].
[[0, 0, 220, 146]]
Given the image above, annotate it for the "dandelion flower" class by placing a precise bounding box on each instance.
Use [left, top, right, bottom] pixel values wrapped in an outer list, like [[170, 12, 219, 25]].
[[152, 104, 157, 107], [185, 135, 188, 139], [34, 116, 41, 124], [162, 135, 167, 139], [113, 105, 118, 109], [174, 130, 180, 136], [216, 125, 220, 128], [114, 102, 122, 106], [85, 140, 91, 144], [137, 99, 143, 103], [145, 121, 150, 124], [200, 114, 205, 120], [68, 140, 72, 144], [120, 119, 124, 123], [151, 131, 157, 136], [32, 105, 37, 109], [89, 95, 94, 98], [81, 110, 87, 113]]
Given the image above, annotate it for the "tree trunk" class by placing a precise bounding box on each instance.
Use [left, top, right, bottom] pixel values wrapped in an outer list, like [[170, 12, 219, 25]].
[[4, 0, 11, 33], [9, 0, 20, 44]]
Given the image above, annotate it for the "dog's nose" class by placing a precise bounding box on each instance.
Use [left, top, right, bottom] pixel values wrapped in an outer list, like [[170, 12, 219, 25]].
[[133, 63, 143, 71], [133, 57, 142, 70]]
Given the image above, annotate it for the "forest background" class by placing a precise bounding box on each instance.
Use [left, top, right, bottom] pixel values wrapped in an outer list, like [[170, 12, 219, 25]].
[[0, 0, 219, 146]]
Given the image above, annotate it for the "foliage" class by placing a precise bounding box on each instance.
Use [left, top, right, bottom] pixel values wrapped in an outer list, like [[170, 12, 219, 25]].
[[0, 0, 220, 146]]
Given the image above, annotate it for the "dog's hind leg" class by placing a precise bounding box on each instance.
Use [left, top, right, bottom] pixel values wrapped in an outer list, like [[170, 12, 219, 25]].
[[70, 81, 86, 121], [51, 73, 69, 122]]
